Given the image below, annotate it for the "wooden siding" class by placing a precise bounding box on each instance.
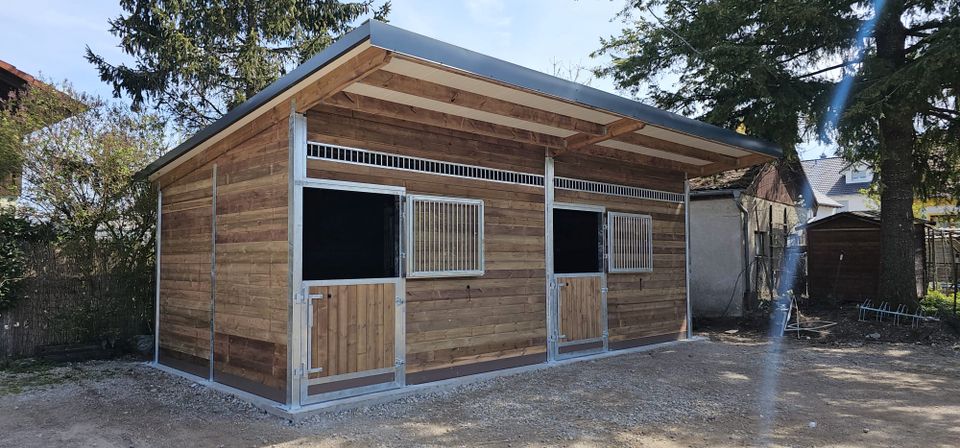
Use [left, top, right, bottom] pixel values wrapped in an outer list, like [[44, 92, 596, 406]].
[[555, 154, 688, 344], [157, 113, 289, 401], [306, 106, 547, 374], [158, 168, 213, 371]]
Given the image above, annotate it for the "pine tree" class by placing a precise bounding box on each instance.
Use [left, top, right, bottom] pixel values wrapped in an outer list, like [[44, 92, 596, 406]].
[[594, 0, 959, 304], [87, 0, 390, 133]]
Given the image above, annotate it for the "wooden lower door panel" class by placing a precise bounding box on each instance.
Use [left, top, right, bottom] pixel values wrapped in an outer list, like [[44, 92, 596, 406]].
[[557, 275, 603, 343], [307, 281, 396, 387]]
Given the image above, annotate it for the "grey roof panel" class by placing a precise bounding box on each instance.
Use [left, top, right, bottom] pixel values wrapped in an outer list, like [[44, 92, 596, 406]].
[[800, 157, 872, 196], [139, 20, 781, 179]]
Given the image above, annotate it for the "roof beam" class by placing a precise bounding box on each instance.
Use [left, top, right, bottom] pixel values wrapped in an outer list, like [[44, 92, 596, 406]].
[[573, 143, 705, 174], [358, 70, 607, 136], [323, 91, 567, 148], [558, 118, 646, 155], [294, 47, 392, 113], [613, 132, 739, 166]]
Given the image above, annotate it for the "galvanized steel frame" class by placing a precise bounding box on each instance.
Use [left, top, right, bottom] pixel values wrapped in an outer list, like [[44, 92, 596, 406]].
[[550, 203, 608, 360], [294, 177, 407, 406], [154, 189, 162, 364]]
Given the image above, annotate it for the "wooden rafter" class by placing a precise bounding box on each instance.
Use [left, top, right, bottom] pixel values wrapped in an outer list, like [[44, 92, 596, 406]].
[[558, 118, 646, 156], [323, 92, 567, 148], [293, 47, 393, 113], [612, 132, 739, 166], [572, 142, 705, 174], [358, 70, 607, 136]]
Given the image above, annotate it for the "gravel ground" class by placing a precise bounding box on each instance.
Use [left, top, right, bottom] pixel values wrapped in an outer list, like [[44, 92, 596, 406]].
[[1, 335, 959, 447]]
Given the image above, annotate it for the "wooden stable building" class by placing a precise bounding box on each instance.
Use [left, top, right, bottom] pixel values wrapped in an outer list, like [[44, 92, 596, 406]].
[[140, 21, 781, 412]]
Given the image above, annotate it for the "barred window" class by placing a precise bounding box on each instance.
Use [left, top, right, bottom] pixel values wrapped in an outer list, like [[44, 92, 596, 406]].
[[406, 195, 484, 278], [607, 212, 653, 273]]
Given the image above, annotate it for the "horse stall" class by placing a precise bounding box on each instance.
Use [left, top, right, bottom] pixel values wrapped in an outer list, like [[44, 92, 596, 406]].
[[140, 20, 780, 413]]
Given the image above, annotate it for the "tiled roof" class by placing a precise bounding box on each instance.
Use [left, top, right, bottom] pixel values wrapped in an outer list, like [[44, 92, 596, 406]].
[[689, 164, 764, 191], [800, 156, 872, 196]]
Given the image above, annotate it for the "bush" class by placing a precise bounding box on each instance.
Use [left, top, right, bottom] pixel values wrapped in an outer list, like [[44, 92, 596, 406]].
[[922, 289, 959, 317], [0, 207, 41, 311]]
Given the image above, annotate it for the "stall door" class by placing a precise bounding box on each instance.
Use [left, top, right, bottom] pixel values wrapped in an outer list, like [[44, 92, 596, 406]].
[[300, 187, 404, 404], [552, 206, 607, 359]]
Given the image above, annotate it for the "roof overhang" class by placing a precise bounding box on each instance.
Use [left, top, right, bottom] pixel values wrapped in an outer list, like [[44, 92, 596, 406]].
[[141, 20, 782, 181]]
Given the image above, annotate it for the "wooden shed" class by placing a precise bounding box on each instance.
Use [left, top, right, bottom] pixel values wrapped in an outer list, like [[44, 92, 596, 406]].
[[806, 211, 926, 302], [140, 20, 780, 412]]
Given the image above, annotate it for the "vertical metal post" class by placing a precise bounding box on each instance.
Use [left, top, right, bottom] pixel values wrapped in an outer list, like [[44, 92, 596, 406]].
[[154, 188, 162, 364], [209, 164, 217, 381], [684, 176, 692, 339], [544, 155, 557, 361], [287, 104, 308, 409]]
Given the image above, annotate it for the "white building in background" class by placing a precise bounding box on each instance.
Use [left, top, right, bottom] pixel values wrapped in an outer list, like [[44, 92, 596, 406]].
[[801, 156, 874, 218]]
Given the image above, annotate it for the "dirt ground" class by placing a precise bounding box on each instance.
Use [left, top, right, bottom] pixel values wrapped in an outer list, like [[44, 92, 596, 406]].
[[1, 333, 959, 448]]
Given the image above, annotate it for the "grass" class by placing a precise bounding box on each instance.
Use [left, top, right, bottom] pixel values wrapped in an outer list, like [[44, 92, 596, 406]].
[[0, 359, 71, 396]]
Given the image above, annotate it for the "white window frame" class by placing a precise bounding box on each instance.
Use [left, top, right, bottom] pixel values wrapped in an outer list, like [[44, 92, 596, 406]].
[[405, 194, 485, 278], [850, 169, 871, 183], [606, 212, 654, 273]]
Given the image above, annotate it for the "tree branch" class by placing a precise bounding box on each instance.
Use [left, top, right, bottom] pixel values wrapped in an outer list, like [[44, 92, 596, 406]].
[[796, 60, 858, 79]]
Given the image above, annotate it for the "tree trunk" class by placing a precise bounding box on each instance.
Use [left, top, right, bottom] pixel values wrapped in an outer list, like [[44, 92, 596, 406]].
[[875, 2, 920, 305]]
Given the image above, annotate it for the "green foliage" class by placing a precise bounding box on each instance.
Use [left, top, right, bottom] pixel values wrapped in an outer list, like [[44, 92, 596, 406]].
[[4, 83, 165, 347], [922, 288, 958, 317], [593, 0, 959, 303], [86, 0, 390, 133], [0, 207, 40, 311], [0, 83, 84, 185]]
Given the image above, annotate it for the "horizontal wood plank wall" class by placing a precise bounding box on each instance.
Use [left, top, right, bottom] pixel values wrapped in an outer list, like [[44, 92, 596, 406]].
[[306, 106, 547, 375], [554, 153, 688, 345], [157, 113, 289, 402], [158, 168, 213, 376]]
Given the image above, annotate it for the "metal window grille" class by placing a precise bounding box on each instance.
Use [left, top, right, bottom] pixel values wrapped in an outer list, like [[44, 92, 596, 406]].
[[555, 177, 684, 203], [406, 195, 484, 278], [607, 212, 654, 273], [306, 142, 684, 204], [308, 142, 544, 187]]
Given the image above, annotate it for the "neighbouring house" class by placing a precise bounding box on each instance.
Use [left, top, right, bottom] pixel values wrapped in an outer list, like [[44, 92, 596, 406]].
[[138, 21, 780, 413], [806, 210, 927, 302], [801, 155, 875, 216], [688, 161, 836, 318], [0, 59, 43, 205]]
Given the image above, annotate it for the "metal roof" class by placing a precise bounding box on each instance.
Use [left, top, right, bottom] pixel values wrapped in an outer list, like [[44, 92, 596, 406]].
[[139, 20, 782, 179]]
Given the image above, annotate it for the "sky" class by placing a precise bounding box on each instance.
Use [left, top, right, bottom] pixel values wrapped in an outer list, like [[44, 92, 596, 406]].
[[0, 0, 826, 159]]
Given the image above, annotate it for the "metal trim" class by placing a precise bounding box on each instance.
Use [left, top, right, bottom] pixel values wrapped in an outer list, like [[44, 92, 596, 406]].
[[299, 177, 406, 196], [544, 156, 557, 362], [154, 189, 162, 364], [302, 277, 401, 287], [302, 380, 401, 405], [209, 164, 217, 381], [288, 109, 307, 409], [552, 202, 606, 213], [684, 177, 692, 339], [306, 367, 395, 386], [558, 337, 604, 347]]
